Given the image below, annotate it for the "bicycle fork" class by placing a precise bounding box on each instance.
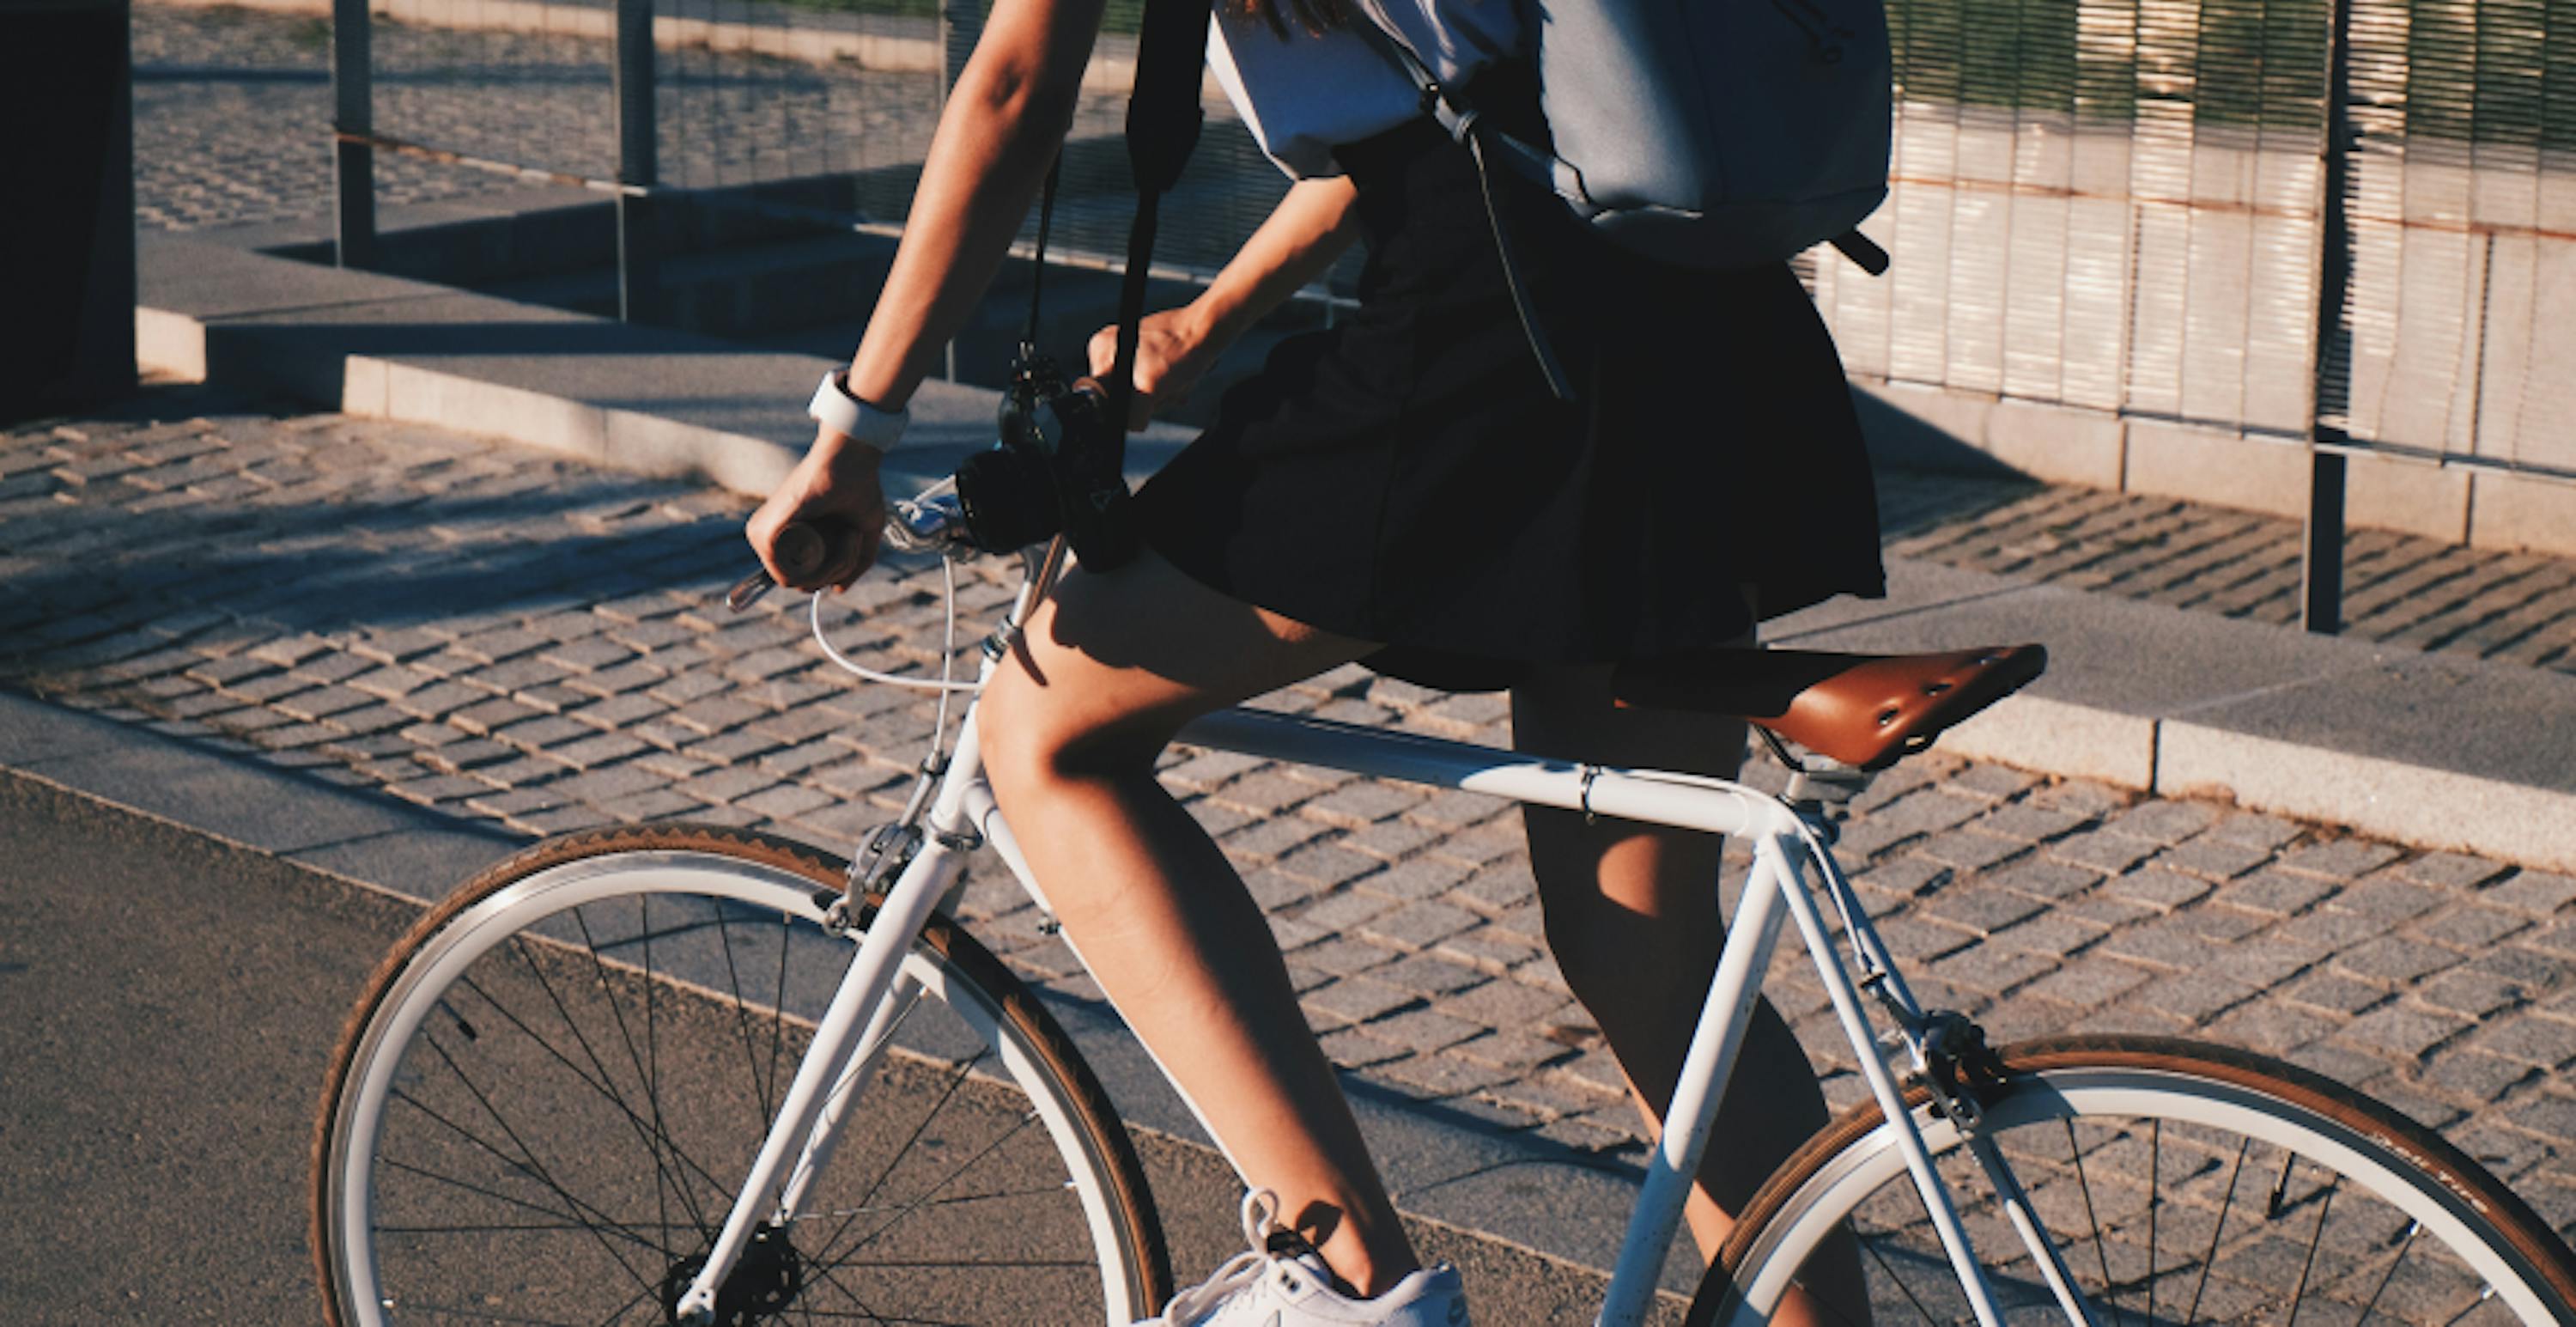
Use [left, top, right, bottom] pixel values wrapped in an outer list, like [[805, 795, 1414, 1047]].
[[669, 720, 993, 1325]]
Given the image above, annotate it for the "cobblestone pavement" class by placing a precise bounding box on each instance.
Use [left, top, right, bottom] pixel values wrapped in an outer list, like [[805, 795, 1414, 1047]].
[[6, 384, 2573, 1262], [1882, 472, 2576, 675]]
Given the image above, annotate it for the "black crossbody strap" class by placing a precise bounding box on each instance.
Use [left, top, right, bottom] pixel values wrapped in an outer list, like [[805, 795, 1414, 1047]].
[[1108, 0, 1212, 437]]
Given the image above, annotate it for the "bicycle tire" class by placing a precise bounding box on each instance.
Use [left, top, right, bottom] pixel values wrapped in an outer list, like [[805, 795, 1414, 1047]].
[[1689, 1033, 2576, 1327], [312, 823, 1173, 1326]]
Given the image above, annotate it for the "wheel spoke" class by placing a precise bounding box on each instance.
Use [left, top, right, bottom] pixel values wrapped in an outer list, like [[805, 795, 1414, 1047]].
[[376, 1154, 666, 1250], [1859, 1227, 1947, 1325], [2145, 1119, 2160, 1327], [714, 904, 779, 1127], [2063, 1118, 2124, 1327], [769, 908, 795, 1120], [2184, 1138, 2252, 1324], [570, 904, 714, 1243], [384, 1300, 596, 1324], [2356, 1221, 2425, 1326], [2282, 1173, 2340, 1327], [504, 931, 722, 1233], [403, 1038, 662, 1297], [386, 1088, 658, 1252], [458, 963, 736, 1204], [817, 1105, 1051, 1271]]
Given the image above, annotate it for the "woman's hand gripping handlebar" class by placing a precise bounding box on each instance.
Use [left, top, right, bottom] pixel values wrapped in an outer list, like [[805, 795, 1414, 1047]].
[[726, 521, 833, 612], [729, 482, 976, 613]]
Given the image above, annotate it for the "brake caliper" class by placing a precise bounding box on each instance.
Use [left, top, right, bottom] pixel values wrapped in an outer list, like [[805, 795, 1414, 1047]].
[[1918, 1012, 2012, 1131]]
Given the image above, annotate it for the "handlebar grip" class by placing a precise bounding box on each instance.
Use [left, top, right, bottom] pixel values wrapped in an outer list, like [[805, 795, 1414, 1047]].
[[775, 521, 829, 581], [726, 520, 832, 613]]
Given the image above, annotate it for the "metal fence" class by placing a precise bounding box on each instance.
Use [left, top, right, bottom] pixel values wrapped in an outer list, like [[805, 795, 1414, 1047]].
[[1813, 0, 2576, 486], [326, 0, 2576, 623], [327, 0, 1341, 309]]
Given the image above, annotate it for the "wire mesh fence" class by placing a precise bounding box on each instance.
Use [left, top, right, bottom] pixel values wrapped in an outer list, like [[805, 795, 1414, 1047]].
[[330, 0, 2576, 480]]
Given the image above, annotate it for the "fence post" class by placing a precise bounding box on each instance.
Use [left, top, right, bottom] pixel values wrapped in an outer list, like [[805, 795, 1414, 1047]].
[[331, 0, 375, 269], [2303, 0, 2360, 636], [613, 0, 658, 322]]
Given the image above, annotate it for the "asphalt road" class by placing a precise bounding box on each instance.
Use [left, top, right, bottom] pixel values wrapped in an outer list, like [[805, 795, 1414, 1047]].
[[0, 770, 1656, 1324]]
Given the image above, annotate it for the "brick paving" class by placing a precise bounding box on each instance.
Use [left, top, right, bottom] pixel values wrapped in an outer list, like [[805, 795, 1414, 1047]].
[[1880, 471, 2576, 676], [5, 384, 2573, 1259]]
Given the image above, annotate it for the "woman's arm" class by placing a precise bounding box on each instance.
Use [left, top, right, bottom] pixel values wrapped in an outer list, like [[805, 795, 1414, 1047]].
[[848, 0, 1111, 409], [748, 0, 1105, 587], [1090, 175, 1364, 427]]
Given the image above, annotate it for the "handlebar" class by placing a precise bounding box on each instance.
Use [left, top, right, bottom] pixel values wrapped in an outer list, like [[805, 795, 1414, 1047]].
[[726, 482, 975, 614]]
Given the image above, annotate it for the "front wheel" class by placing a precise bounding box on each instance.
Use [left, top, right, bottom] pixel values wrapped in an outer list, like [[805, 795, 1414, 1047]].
[[1692, 1034, 2576, 1327], [313, 823, 1171, 1326]]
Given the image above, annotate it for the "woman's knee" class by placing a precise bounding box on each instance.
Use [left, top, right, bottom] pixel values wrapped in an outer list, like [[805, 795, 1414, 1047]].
[[977, 654, 1164, 811]]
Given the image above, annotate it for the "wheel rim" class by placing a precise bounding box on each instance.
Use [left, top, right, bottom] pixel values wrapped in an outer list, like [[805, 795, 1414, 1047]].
[[1726, 1065, 2571, 1327], [325, 852, 1145, 1325]]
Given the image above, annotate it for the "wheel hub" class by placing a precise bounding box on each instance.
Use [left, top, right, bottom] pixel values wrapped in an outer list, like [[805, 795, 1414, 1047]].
[[662, 1223, 805, 1326]]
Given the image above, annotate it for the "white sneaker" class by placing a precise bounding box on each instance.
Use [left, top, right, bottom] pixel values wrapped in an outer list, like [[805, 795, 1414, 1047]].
[[1134, 1190, 1471, 1326]]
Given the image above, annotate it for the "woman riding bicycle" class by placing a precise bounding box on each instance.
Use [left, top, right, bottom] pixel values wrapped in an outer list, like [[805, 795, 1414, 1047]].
[[745, 0, 1886, 1319]]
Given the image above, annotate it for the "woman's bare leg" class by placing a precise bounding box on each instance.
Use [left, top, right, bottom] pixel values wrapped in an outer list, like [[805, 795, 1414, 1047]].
[[1512, 662, 1869, 1326], [977, 551, 1420, 1295]]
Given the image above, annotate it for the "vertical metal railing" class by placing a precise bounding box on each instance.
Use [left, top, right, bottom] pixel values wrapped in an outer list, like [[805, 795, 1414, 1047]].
[[613, 0, 656, 322], [330, 0, 374, 270], [2306, 0, 2361, 633]]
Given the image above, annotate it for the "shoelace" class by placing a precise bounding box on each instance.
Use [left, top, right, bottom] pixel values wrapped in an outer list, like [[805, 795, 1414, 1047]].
[[1159, 1189, 1293, 1324]]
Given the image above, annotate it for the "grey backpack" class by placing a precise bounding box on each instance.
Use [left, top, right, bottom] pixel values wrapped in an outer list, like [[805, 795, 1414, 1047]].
[[1361, 0, 1893, 393], [1368, 0, 1893, 274]]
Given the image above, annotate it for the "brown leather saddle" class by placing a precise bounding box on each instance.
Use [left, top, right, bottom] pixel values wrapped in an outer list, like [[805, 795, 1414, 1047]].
[[1612, 645, 2048, 770]]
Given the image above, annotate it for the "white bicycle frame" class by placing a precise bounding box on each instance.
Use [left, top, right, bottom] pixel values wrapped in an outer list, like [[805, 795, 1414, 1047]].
[[675, 549, 2100, 1327]]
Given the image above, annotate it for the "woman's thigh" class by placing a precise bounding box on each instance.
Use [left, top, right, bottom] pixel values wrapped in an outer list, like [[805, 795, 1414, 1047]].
[[979, 549, 1377, 776], [1510, 656, 1753, 927]]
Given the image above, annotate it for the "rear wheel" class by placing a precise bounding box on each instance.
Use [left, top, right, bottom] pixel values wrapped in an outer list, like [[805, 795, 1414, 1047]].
[[313, 823, 1171, 1325], [1693, 1035, 2576, 1327]]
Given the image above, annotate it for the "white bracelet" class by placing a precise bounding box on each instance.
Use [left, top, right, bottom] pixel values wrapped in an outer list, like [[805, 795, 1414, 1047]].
[[806, 371, 909, 453]]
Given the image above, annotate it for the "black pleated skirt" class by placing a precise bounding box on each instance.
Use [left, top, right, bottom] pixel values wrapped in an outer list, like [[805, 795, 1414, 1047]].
[[1131, 88, 1886, 690]]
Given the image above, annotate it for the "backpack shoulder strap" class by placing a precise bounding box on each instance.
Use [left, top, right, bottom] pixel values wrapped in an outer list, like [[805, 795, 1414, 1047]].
[[1344, 16, 1577, 400]]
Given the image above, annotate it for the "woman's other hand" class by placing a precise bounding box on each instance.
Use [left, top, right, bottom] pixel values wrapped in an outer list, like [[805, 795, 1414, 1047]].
[[1083, 177, 1364, 433], [1089, 304, 1219, 431], [746, 431, 887, 591]]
